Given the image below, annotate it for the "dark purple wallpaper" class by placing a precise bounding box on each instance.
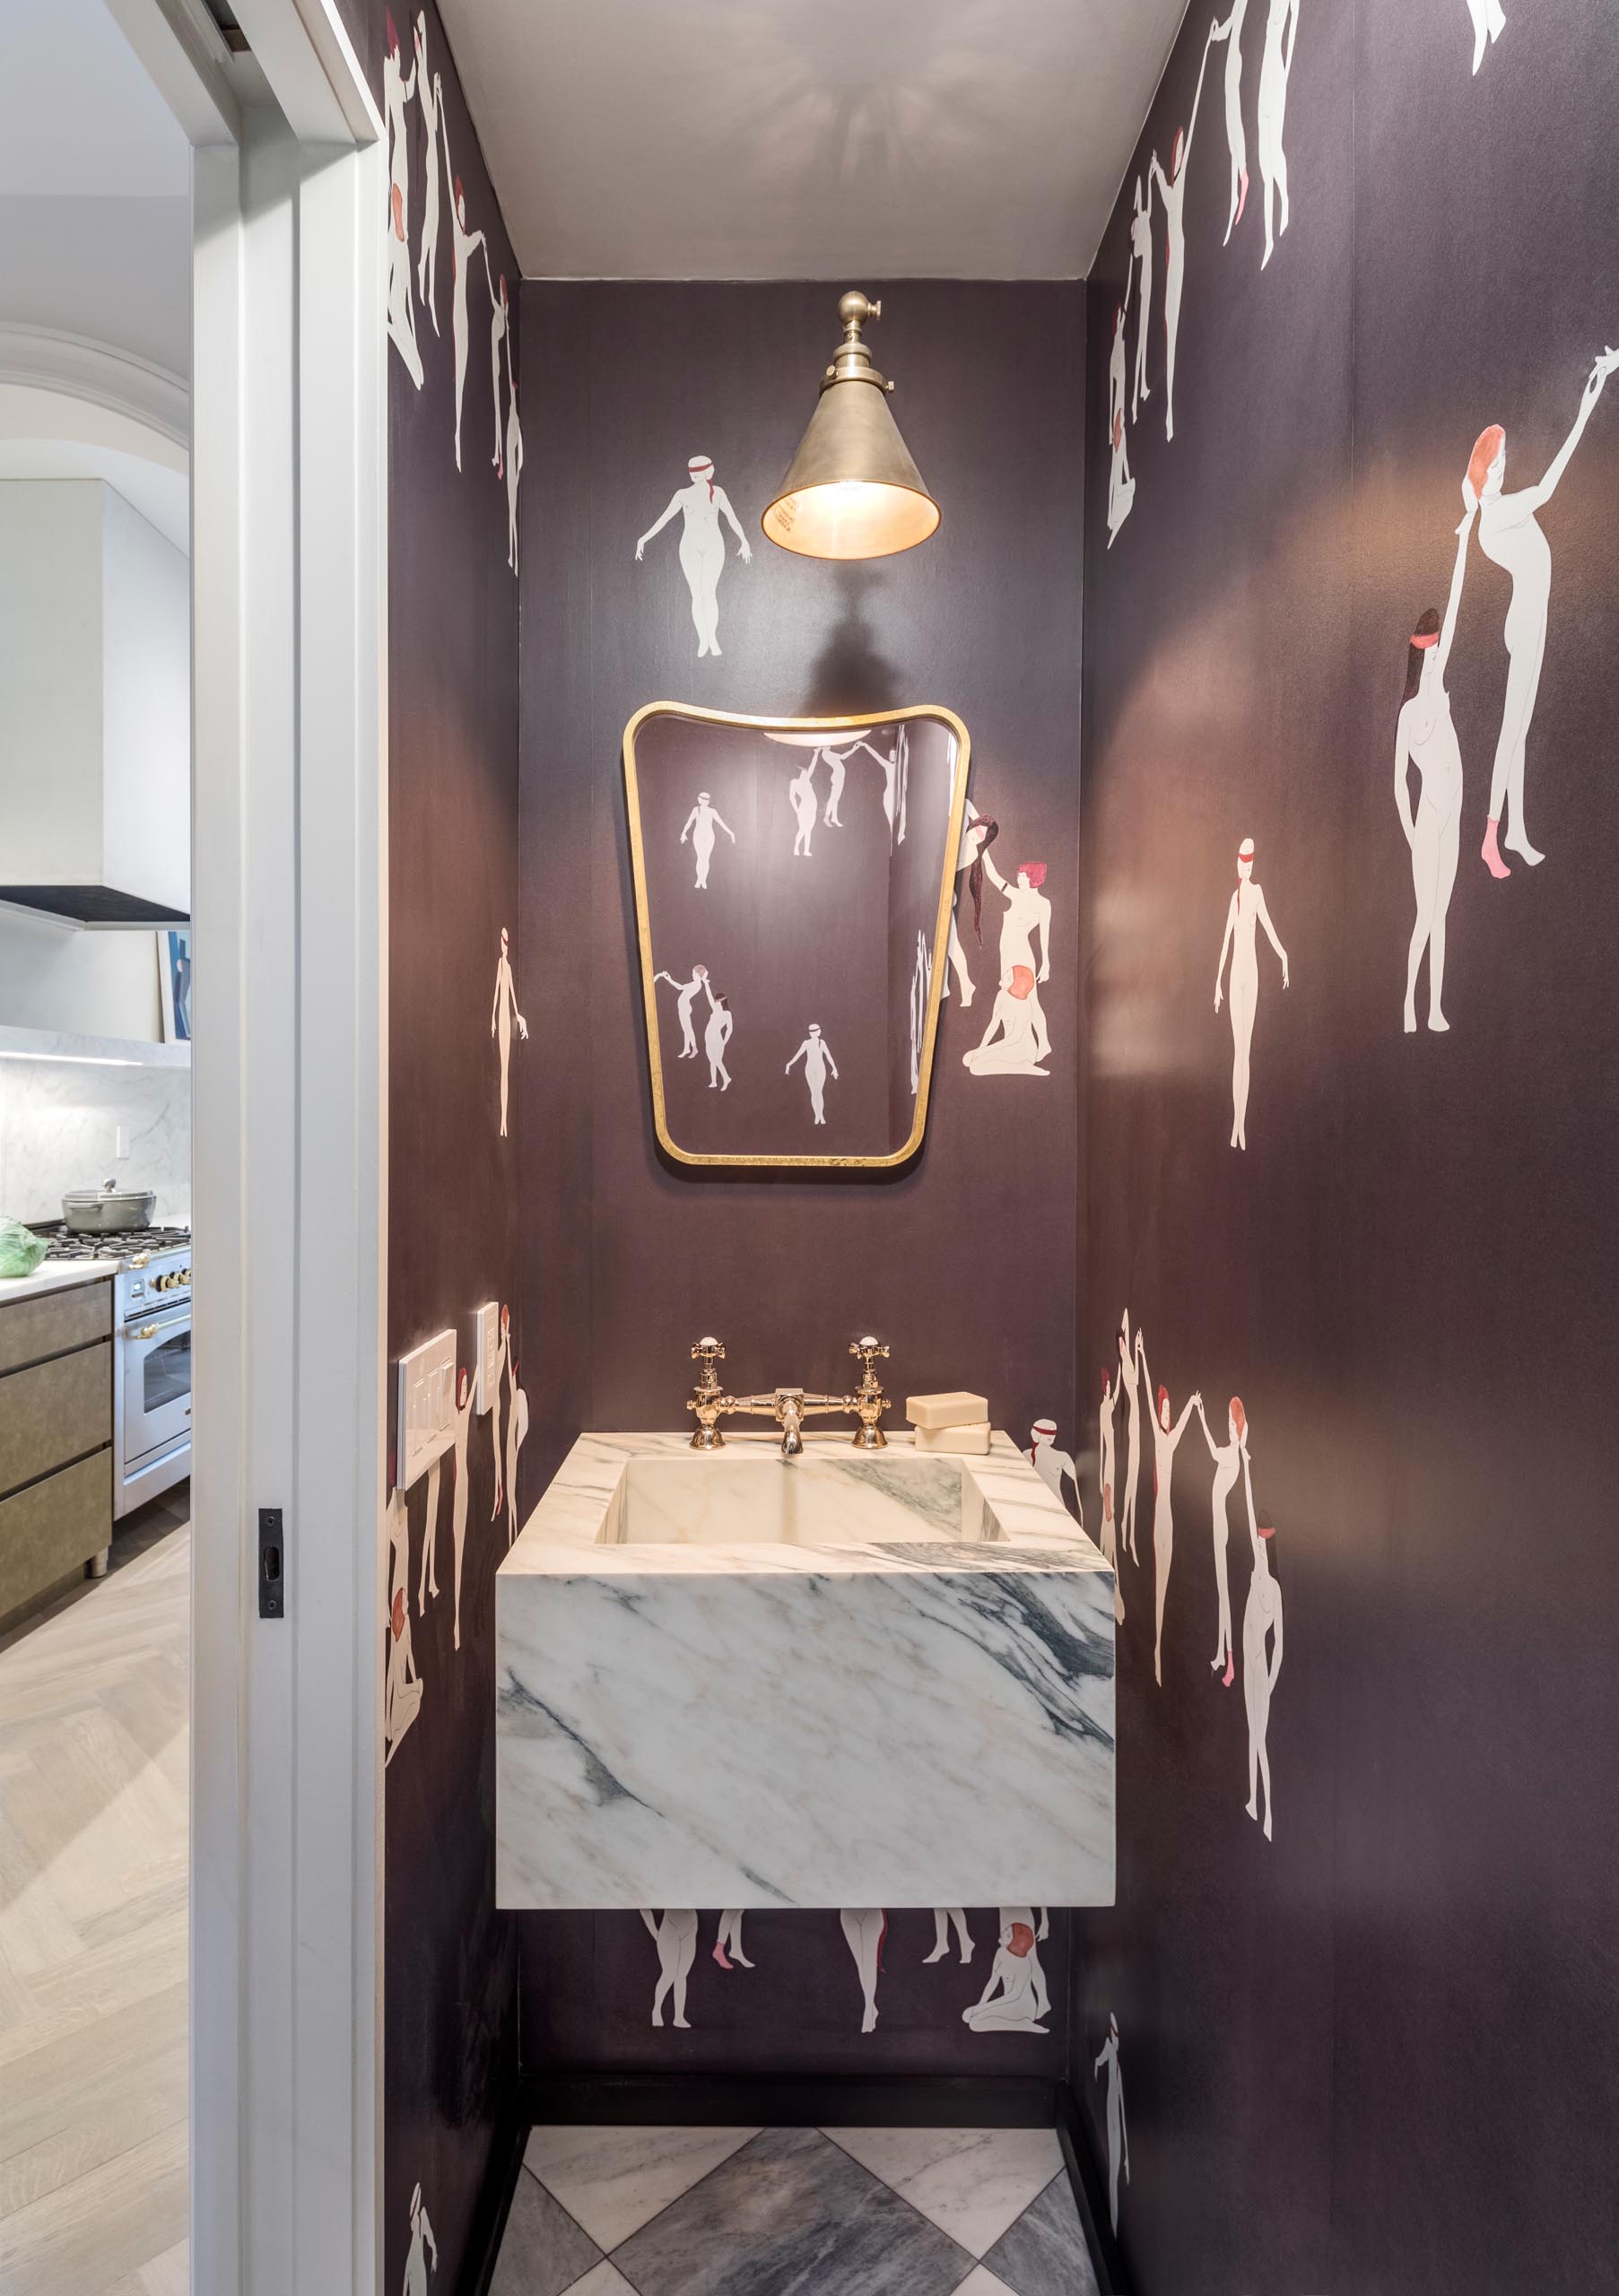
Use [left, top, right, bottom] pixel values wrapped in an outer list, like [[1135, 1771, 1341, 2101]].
[[365, 0, 526, 2287], [1077, 2, 1619, 2290], [515, 279, 1085, 2080]]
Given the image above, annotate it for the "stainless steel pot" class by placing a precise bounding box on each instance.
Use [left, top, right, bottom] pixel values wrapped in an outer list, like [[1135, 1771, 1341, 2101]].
[[62, 1178, 157, 1234]]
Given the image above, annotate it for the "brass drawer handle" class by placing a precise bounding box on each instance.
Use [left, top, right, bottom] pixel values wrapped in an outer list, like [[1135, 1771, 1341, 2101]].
[[137, 1323, 159, 1339]]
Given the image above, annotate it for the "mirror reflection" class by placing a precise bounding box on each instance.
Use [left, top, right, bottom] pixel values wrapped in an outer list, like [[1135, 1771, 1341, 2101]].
[[624, 704, 970, 1167]]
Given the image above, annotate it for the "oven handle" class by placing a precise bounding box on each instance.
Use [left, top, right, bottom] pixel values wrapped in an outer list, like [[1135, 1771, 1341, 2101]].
[[130, 1311, 192, 1341]]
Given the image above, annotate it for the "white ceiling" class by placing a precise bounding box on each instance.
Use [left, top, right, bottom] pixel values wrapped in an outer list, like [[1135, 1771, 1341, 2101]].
[[0, 0, 190, 198], [437, 0, 1188, 281]]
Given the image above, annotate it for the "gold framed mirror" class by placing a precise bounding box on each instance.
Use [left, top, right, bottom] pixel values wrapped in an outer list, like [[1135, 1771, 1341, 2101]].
[[623, 701, 971, 1169]]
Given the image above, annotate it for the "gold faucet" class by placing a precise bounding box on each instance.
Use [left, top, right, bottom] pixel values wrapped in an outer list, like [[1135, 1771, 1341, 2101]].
[[685, 1334, 891, 1457]]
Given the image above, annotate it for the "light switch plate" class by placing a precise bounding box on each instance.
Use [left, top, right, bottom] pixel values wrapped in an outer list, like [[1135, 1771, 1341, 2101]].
[[396, 1327, 458, 1488], [474, 1301, 500, 1415]]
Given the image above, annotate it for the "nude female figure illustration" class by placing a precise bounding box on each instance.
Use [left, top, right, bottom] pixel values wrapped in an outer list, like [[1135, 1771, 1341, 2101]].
[[442, 125, 487, 470], [962, 964, 1048, 1077], [488, 1305, 510, 1522], [384, 1490, 422, 1762], [1240, 1440, 1284, 1839], [681, 791, 736, 890], [448, 1366, 473, 1649], [413, 15, 443, 334], [1030, 1420, 1084, 1525], [786, 1024, 838, 1125], [1149, 25, 1217, 443], [979, 851, 1052, 1060], [712, 1910, 753, 1970], [1208, 0, 1251, 242], [383, 13, 422, 387], [489, 274, 510, 473], [504, 374, 523, 575], [635, 455, 753, 658], [640, 1909, 698, 2028], [945, 806, 997, 1008], [404, 2182, 438, 2296], [703, 986, 733, 1091], [1127, 175, 1154, 422], [1136, 1330, 1200, 1685], [1118, 1312, 1144, 1567], [491, 926, 527, 1136], [1098, 1372, 1125, 1622], [1395, 505, 1474, 1031], [1465, 0, 1505, 73], [654, 963, 709, 1058], [1214, 837, 1289, 1151], [962, 1920, 1049, 2034], [1256, 0, 1301, 269], [1093, 2015, 1129, 2235], [788, 760, 819, 857], [1196, 1395, 1246, 1685], [1106, 305, 1136, 546], [840, 1908, 886, 2032], [926, 1909, 974, 1965], [1466, 351, 1619, 877]]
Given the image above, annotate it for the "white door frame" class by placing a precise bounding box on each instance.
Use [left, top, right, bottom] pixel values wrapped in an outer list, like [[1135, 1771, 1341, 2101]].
[[110, 4, 387, 2290]]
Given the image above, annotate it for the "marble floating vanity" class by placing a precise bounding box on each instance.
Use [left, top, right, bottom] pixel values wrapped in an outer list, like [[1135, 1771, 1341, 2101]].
[[496, 1431, 1115, 1911]]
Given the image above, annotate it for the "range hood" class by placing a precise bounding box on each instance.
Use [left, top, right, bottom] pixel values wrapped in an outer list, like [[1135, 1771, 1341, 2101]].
[[0, 479, 189, 927]]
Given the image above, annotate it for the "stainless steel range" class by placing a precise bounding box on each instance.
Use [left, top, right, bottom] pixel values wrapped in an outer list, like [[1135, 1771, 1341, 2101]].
[[39, 1224, 193, 1517]]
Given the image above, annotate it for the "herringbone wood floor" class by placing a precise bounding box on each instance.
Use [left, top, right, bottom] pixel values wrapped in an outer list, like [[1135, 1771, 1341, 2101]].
[[0, 1512, 188, 2295]]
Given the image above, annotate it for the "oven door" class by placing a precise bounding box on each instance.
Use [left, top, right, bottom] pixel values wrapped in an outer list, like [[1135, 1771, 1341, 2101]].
[[121, 1306, 193, 1467]]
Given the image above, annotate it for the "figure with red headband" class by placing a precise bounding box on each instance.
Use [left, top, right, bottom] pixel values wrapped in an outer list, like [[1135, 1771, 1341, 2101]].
[[978, 848, 1052, 1066], [1465, 348, 1619, 877], [1136, 1327, 1201, 1686], [1395, 500, 1475, 1031], [635, 454, 753, 658], [1214, 835, 1288, 1151]]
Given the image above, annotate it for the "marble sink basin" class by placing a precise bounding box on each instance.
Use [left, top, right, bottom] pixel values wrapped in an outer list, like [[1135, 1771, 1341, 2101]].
[[496, 1431, 1115, 1912]]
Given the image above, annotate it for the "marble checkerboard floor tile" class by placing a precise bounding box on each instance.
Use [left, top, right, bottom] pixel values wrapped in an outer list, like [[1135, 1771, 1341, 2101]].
[[493, 2121, 1100, 2296]]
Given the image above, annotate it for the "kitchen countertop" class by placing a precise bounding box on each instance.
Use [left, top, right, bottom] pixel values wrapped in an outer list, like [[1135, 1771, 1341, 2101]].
[[0, 1259, 118, 1306]]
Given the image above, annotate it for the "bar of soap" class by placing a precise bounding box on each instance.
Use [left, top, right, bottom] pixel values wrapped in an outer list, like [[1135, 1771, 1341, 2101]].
[[906, 1390, 988, 1431], [916, 1421, 992, 1456]]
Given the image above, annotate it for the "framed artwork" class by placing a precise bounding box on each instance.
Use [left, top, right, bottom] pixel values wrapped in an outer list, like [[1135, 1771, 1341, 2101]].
[[157, 927, 192, 1043]]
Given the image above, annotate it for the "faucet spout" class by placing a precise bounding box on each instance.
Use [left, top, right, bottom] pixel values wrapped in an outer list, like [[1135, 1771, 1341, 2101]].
[[777, 1390, 805, 1458]]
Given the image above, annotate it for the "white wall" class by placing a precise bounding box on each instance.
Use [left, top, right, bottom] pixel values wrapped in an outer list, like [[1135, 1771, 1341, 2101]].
[[0, 1053, 189, 1225], [0, 904, 162, 1039], [102, 483, 190, 914], [0, 478, 105, 880], [0, 477, 190, 910]]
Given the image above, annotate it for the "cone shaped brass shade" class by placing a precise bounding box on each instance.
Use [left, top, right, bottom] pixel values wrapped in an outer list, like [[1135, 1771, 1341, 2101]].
[[763, 291, 940, 561]]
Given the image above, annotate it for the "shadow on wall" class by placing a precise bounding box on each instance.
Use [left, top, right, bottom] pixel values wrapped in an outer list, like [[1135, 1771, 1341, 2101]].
[[800, 566, 901, 718]]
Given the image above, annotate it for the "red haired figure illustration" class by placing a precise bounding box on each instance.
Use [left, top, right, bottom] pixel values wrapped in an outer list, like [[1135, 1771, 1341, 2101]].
[[1464, 350, 1619, 877]]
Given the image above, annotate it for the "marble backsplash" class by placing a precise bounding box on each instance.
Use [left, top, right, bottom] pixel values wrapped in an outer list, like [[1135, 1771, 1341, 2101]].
[[0, 1056, 191, 1226]]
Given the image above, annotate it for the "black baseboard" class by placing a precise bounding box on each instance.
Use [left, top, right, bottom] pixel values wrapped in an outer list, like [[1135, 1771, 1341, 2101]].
[[1056, 2079, 1132, 2296], [519, 2070, 1062, 2129], [465, 2111, 529, 2296]]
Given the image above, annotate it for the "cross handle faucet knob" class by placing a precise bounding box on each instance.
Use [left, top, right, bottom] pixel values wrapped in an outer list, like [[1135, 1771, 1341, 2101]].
[[849, 1335, 890, 1373], [692, 1335, 726, 1382]]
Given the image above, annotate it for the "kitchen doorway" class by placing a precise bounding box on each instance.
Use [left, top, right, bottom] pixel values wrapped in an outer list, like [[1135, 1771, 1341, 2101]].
[[0, 4, 387, 2291]]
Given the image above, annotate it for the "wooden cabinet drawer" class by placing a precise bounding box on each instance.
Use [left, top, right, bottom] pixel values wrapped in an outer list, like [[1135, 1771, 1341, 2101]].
[[0, 1280, 112, 1377], [0, 1341, 111, 1499], [0, 1452, 110, 1622]]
